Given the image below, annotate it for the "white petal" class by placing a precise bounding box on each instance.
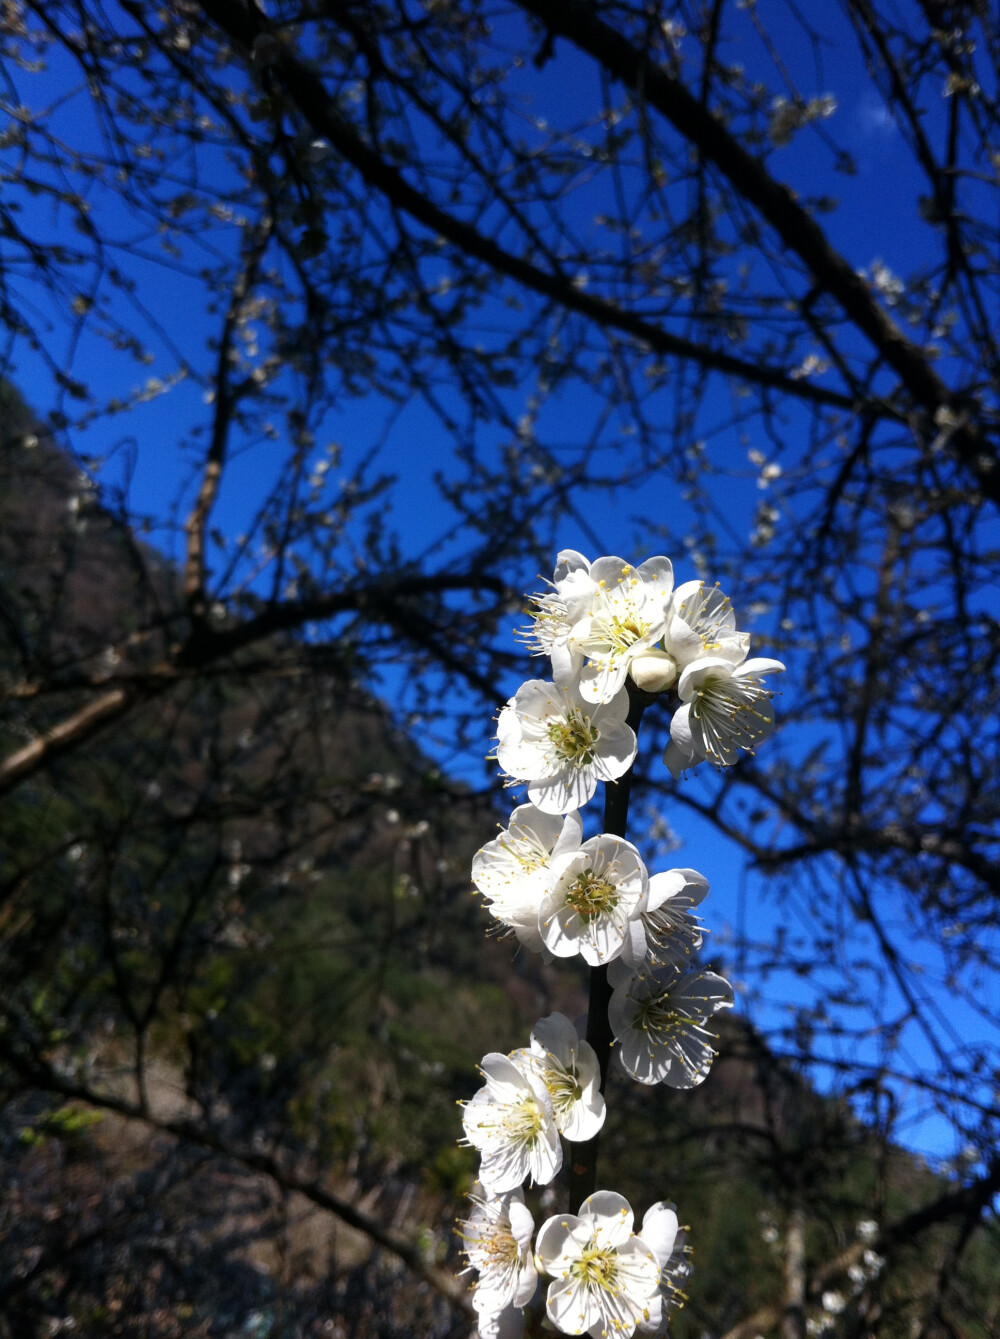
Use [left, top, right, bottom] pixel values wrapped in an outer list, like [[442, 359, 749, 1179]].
[[527, 1120, 563, 1187], [640, 1203, 680, 1268], [606, 956, 638, 989], [557, 1080, 606, 1141], [635, 554, 674, 591], [496, 736, 549, 780], [546, 1274, 598, 1335], [668, 702, 695, 754], [577, 655, 628, 704], [508, 1197, 535, 1248], [663, 736, 700, 780], [714, 632, 751, 664], [509, 803, 567, 849], [616, 916, 650, 969], [636, 1293, 666, 1334], [535, 1212, 590, 1271], [579, 1190, 634, 1246], [551, 640, 581, 685], [591, 716, 638, 778], [671, 969, 735, 1016], [530, 1011, 580, 1064], [676, 656, 736, 701], [595, 684, 631, 722], [479, 1052, 531, 1098], [554, 549, 591, 582], [664, 612, 704, 664], [553, 809, 585, 856], [528, 766, 596, 815], [588, 554, 631, 587], [732, 656, 786, 679]]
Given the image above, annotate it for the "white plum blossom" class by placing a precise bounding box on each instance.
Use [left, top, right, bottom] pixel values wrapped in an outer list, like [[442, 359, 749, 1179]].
[[568, 555, 674, 703], [615, 868, 708, 974], [519, 549, 598, 684], [514, 1013, 606, 1141], [459, 1186, 537, 1323], [662, 580, 749, 673], [609, 964, 734, 1087], [462, 1052, 562, 1193], [472, 805, 584, 953], [539, 835, 648, 966], [636, 1202, 691, 1334], [496, 680, 637, 815], [665, 656, 785, 778], [535, 1190, 661, 1338]]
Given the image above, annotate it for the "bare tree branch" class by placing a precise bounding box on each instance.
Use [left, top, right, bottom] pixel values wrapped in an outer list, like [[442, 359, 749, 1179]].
[[513, 0, 1000, 509]]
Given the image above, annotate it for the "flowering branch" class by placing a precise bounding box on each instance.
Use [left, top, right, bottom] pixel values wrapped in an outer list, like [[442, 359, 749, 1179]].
[[460, 550, 783, 1336]]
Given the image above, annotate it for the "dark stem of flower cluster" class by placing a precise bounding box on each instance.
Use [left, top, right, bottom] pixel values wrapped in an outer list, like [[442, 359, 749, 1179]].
[[567, 682, 651, 1213]]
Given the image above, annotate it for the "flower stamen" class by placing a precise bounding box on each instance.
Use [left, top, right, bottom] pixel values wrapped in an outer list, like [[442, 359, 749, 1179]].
[[566, 868, 620, 920]]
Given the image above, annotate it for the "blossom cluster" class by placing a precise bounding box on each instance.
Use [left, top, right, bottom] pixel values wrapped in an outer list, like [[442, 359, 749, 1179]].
[[509, 550, 784, 786], [457, 551, 783, 1337]]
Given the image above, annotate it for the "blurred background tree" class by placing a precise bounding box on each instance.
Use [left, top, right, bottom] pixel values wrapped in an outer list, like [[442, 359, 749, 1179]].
[[0, 2, 997, 1335]]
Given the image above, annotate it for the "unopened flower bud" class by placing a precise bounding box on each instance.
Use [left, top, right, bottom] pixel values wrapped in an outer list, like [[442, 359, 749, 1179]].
[[629, 649, 678, 692]]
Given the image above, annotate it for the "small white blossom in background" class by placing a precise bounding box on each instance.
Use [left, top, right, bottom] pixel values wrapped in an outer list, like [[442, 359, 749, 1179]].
[[807, 1317, 835, 1336], [768, 93, 837, 147], [513, 1013, 606, 1141], [566, 555, 674, 703], [664, 656, 785, 778], [789, 352, 829, 381], [867, 259, 905, 305], [609, 963, 734, 1087], [539, 835, 648, 965], [535, 1190, 661, 1338], [462, 1052, 562, 1194], [855, 1219, 879, 1242], [863, 1248, 885, 1275], [495, 680, 637, 815], [472, 805, 583, 954], [458, 1186, 537, 1325]]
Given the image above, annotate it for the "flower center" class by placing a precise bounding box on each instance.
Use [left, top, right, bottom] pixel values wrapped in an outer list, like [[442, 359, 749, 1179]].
[[543, 1062, 583, 1115], [566, 868, 619, 920], [644, 904, 702, 960], [504, 1094, 547, 1148], [604, 611, 649, 653], [548, 712, 597, 764], [635, 996, 688, 1041], [480, 1223, 519, 1270], [691, 673, 773, 762], [572, 1244, 620, 1294], [500, 834, 549, 874]]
